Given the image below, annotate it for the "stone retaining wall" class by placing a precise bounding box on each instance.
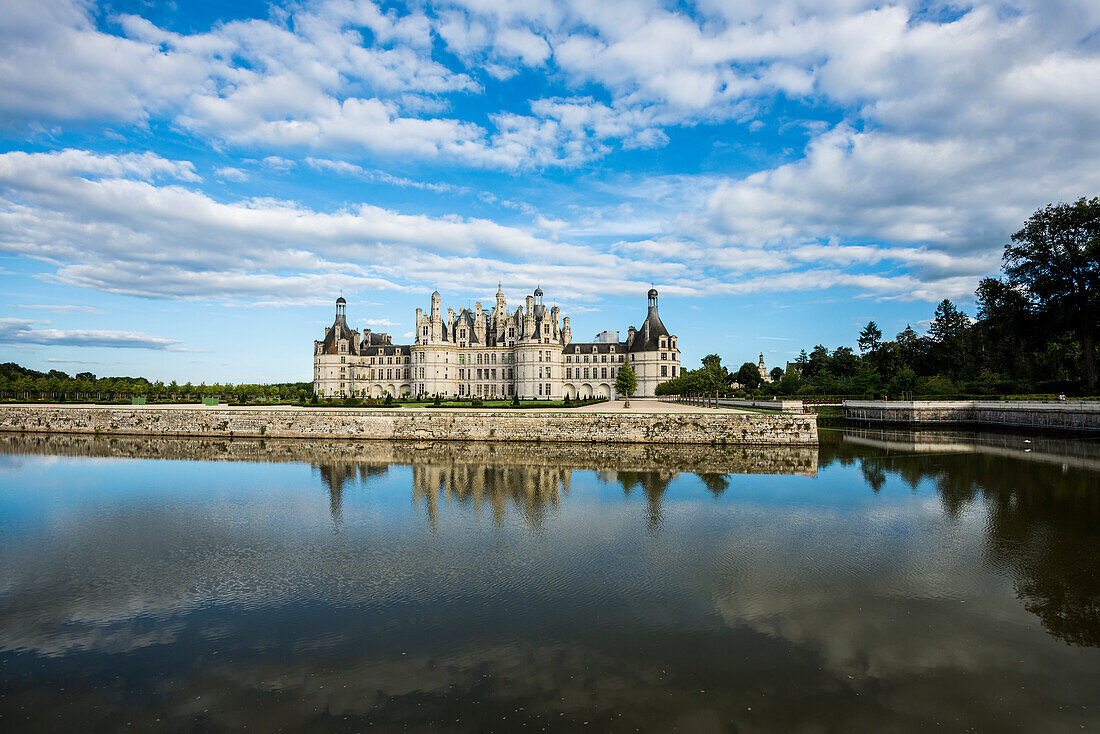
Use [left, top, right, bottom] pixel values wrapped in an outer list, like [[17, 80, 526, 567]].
[[0, 405, 818, 445], [843, 400, 1100, 431]]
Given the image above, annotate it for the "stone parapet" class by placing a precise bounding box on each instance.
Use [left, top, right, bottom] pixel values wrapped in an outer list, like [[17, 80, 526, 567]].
[[843, 400, 1100, 431], [0, 405, 817, 445]]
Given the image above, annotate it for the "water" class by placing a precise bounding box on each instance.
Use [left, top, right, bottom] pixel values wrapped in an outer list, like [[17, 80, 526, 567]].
[[0, 429, 1097, 732]]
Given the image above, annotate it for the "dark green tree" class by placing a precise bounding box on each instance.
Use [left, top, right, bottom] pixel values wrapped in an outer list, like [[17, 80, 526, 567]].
[[927, 299, 971, 377], [735, 362, 763, 390], [858, 321, 883, 353], [1004, 197, 1100, 389], [615, 363, 637, 407]]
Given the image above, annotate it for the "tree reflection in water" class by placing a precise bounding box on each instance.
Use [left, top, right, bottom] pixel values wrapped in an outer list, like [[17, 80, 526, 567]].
[[823, 428, 1100, 647]]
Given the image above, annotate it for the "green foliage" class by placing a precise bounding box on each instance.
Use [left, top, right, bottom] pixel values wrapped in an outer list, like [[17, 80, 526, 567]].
[[0, 363, 312, 404], [858, 321, 883, 353], [1004, 196, 1100, 389], [735, 362, 763, 390], [615, 363, 638, 397]]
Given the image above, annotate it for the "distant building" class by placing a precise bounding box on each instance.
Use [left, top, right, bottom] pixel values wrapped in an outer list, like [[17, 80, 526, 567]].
[[313, 286, 681, 400], [757, 353, 773, 383]]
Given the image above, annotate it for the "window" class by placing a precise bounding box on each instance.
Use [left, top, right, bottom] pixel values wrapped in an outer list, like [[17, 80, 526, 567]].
[[601, 367, 607, 378], [538, 383, 543, 396], [340, 356, 346, 363], [661, 352, 667, 360], [566, 367, 572, 379], [584, 368, 590, 378], [565, 355, 571, 363], [661, 365, 667, 377], [672, 366, 677, 376], [583, 355, 589, 363], [545, 383, 550, 396]]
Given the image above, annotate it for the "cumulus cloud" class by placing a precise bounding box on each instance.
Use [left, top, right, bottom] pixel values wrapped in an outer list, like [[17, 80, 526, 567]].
[[0, 318, 182, 349], [3, 0, 1099, 305]]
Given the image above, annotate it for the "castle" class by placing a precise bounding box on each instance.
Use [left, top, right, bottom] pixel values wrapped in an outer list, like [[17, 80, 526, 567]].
[[313, 286, 681, 400]]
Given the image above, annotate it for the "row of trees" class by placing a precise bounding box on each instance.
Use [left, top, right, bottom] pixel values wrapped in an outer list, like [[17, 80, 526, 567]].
[[0, 363, 312, 403], [659, 197, 1100, 398]]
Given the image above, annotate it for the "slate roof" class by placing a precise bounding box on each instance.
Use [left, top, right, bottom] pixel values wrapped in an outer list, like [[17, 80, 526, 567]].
[[362, 345, 412, 357], [563, 342, 624, 354], [319, 316, 357, 355], [626, 307, 670, 352]]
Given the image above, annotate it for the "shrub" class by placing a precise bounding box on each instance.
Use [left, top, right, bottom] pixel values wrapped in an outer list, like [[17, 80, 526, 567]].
[[471, 398, 484, 407]]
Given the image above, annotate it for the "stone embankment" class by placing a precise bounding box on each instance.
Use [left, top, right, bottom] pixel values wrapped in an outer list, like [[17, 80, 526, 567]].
[[844, 400, 1100, 431], [0, 405, 818, 445]]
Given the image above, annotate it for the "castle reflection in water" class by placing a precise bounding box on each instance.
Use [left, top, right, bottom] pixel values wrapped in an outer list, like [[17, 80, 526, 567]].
[[0, 433, 819, 533]]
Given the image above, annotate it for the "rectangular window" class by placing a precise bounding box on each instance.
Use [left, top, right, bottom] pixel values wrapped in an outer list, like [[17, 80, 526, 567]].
[[545, 383, 550, 396], [601, 367, 607, 378], [566, 368, 572, 379], [672, 366, 677, 376], [538, 383, 543, 396], [584, 368, 590, 378], [661, 365, 667, 377], [661, 352, 667, 360]]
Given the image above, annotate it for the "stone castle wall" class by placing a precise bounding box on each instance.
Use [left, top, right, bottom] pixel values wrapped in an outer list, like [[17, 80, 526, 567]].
[[0, 405, 818, 445]]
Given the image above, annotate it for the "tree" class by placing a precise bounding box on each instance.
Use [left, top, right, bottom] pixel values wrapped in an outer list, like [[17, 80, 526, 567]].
[[858, 321, 882, 353], [735, 362, 763, 390], [975, 277, 1035, 380], [1004, 197, 1100, 389], [769, 366, 783, 382], [698, 354, 730, 398], [615, 363, 637, 407], [927, 299, 971, 378]]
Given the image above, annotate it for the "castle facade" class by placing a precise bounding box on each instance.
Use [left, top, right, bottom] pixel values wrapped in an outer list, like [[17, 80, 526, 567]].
[[313, 286, 680, 400]]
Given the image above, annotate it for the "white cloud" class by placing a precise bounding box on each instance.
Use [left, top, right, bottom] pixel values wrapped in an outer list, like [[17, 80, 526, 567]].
[[0, 318, 182, 349], [15, 304, 105, 314], [214, 166, 248, 182]]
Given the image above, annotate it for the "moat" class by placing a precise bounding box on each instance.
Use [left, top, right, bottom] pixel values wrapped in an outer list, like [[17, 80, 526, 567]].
[[1, 429, 1098, 732]]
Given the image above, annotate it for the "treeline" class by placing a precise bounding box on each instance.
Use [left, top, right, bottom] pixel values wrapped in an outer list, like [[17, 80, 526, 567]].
[[0, 363, 312, 403], [659, 197, 1100, 398]]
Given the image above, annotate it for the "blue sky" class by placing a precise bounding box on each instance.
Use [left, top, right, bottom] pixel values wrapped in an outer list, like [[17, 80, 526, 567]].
[[2, 0, 1099, 383]]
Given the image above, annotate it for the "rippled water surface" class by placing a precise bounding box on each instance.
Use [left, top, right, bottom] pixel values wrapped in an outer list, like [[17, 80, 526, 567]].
[[1, 429, 1098, 732]]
